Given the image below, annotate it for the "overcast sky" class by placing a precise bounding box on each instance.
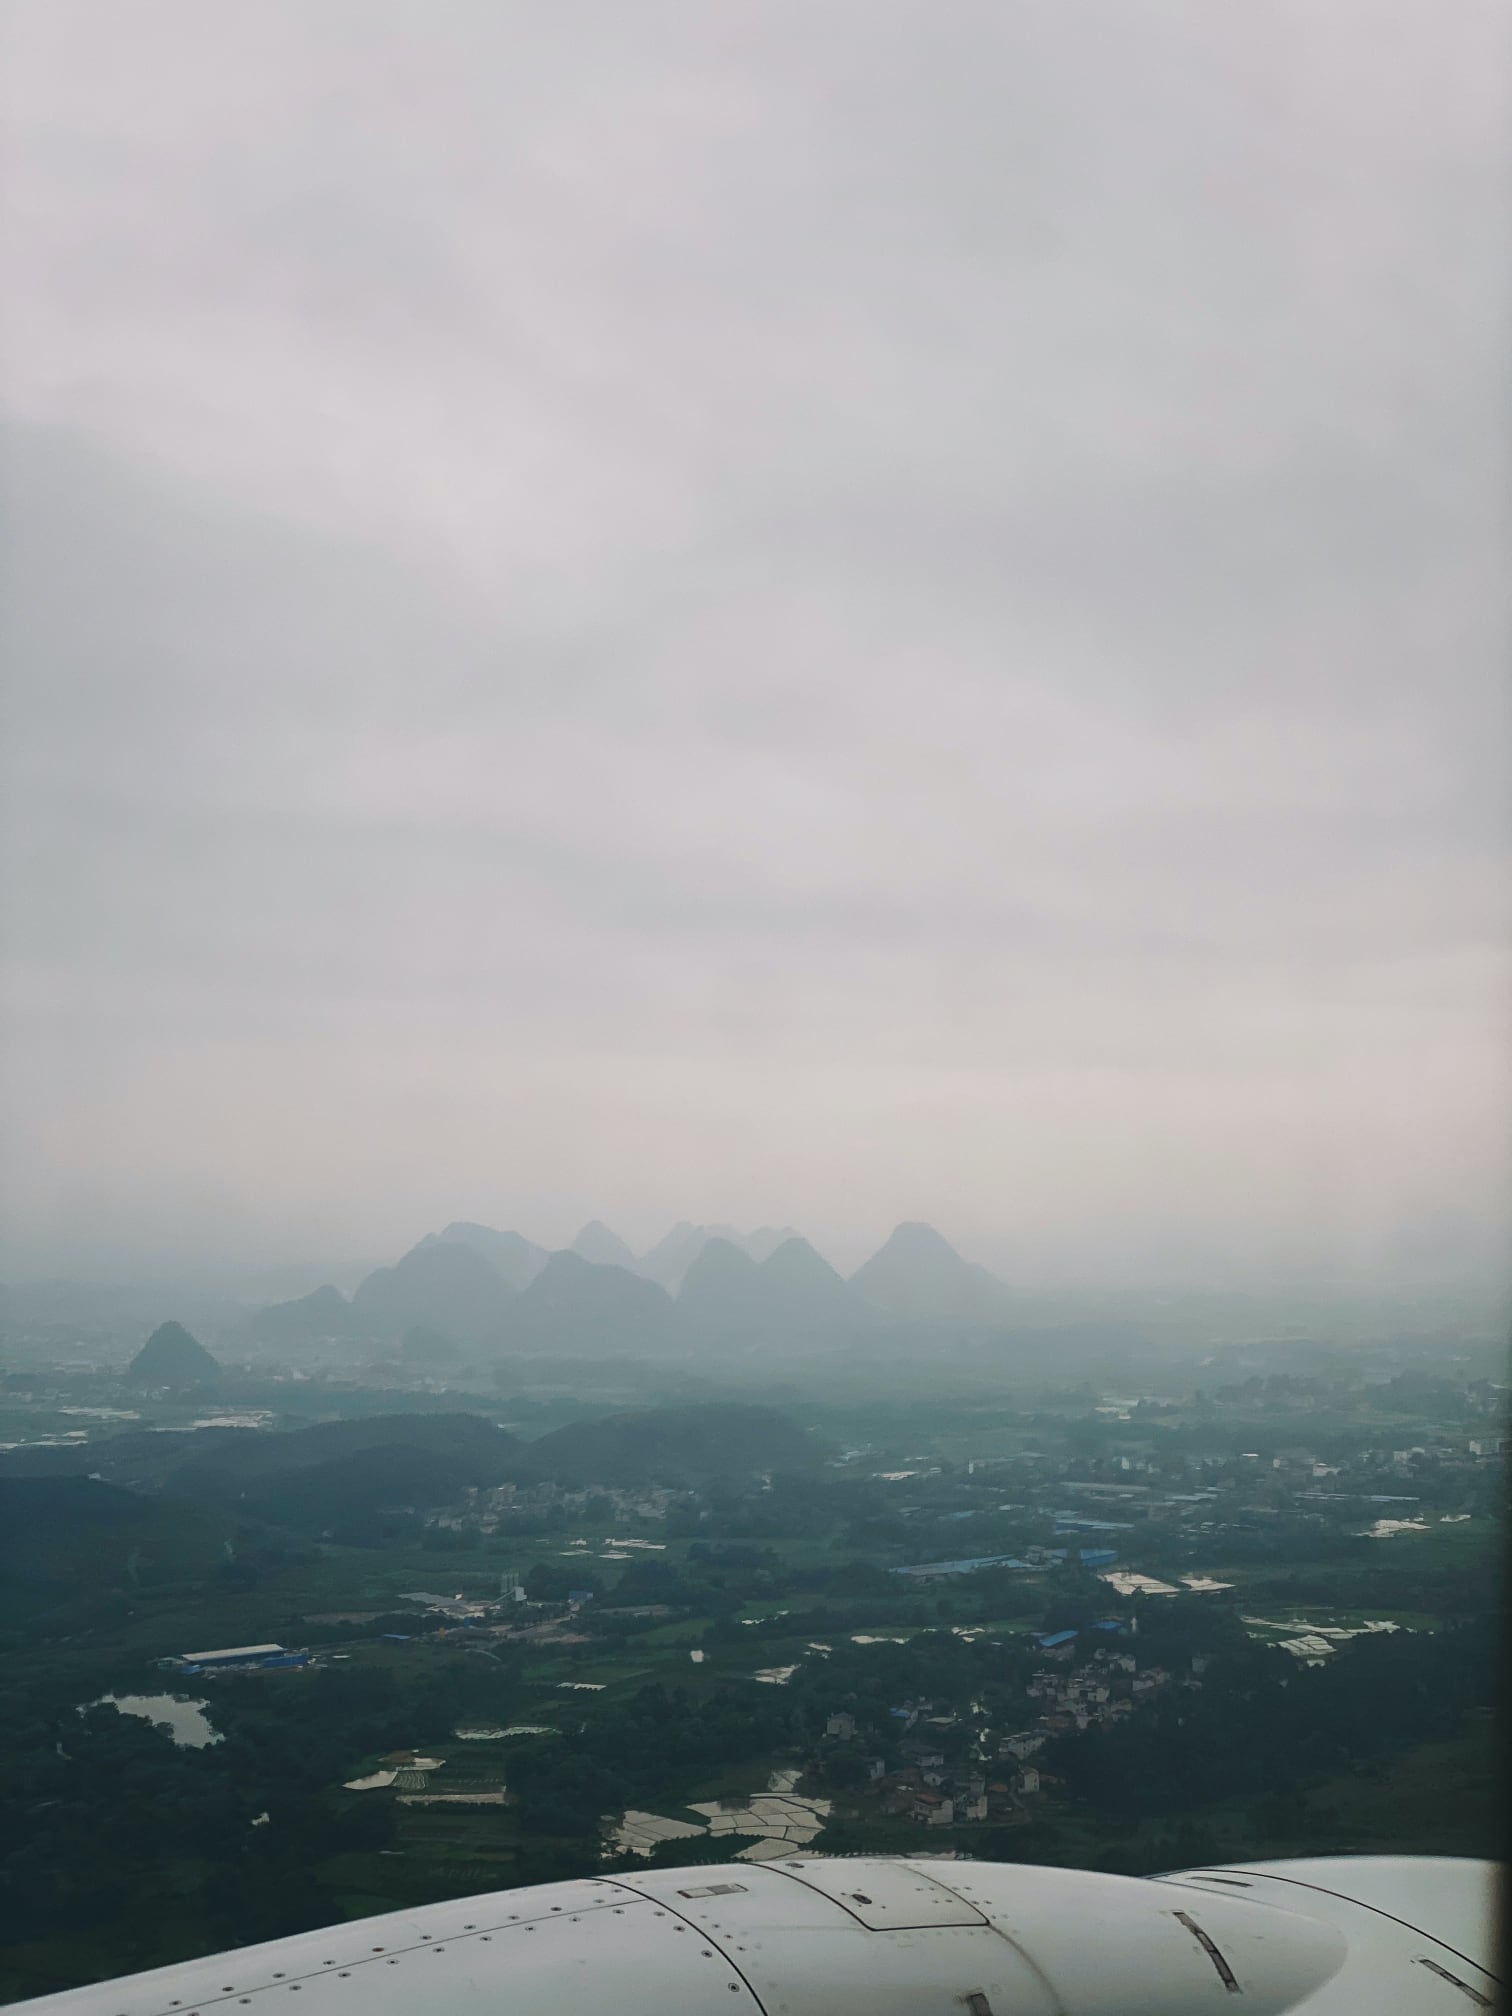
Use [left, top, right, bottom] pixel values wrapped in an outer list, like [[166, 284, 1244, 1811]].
[[2, 1, 1508, 1289]]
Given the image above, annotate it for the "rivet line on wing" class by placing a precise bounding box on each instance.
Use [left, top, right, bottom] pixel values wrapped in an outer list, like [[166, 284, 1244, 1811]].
[[131, 1895, 639, 2015]]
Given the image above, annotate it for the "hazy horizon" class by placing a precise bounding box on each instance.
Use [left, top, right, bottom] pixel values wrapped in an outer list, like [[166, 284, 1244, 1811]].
[[2, 1204, 1506, 1307], [3, 4, 1509, 1297]]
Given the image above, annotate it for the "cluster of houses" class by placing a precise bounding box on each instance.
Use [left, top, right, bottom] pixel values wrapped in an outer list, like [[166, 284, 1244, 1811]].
[[821, 1704, 1040, 1830], [822, 1629, 1208, 1831], [432, 1480, 680, 1534], [1025, 1636, 1206, 1733]]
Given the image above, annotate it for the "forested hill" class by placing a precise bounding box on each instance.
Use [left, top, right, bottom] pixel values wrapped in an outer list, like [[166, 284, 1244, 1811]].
[[0, 1403, 822, 1525], [0, 1408, 519, 1483], [0, 1476, 248, 1613]]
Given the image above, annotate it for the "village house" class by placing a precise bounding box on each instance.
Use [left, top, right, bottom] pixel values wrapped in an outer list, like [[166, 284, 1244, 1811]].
[[1000, 1732, 1046, 1761], [912, 1790, 954, 1826], [901, 1743, 946, 1770]]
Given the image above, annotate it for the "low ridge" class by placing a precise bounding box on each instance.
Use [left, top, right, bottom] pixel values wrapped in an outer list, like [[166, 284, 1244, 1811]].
[[528, 1402, 820, 1487], [251, 1283, 358, 1342]]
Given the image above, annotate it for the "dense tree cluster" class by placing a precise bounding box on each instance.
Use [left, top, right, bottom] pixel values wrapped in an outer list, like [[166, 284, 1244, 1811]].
[[1046, 1621, 1498, 1817], [0, 1658, 523, 1995], [508, 1683, 790, 1833]]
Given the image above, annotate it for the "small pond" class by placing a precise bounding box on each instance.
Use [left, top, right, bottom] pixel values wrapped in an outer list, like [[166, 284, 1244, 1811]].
[[91, 1694, 220, 1748]]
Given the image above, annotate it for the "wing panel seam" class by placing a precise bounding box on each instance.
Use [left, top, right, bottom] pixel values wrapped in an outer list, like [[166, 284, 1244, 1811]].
[[1194, 1871, 1501, 1986]]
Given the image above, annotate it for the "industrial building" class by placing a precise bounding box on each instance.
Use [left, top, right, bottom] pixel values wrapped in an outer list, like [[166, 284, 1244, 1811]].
[[174, 1643, 308, 1674], [890, 1554, 1030, 1580]]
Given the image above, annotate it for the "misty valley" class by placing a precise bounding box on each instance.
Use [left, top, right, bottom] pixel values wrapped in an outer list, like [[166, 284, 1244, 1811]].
[[0, 1217, 1503, 2002]]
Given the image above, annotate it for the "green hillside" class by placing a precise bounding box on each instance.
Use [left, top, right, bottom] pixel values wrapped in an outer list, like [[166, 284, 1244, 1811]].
[[0, 1477, 246, 1613], [0, 1405, 819, 1537]]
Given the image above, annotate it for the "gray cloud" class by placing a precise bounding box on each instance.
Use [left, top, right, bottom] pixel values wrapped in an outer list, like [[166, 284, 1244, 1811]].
[[1, 0, 1508, 1287]]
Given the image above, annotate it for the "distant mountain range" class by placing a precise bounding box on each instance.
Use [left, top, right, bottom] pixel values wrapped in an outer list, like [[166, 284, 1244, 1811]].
[[678, 1235, 860, 1345], [247, 1219, 1010, 1361], [634, 1221, 803, 1290]]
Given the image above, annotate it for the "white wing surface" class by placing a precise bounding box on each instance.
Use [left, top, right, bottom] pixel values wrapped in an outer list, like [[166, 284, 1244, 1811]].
[[8, 1855, 1499, 2016]]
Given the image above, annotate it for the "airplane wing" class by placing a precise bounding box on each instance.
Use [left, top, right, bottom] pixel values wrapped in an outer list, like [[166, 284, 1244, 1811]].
[[7, 1854, 1500, 2016]]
